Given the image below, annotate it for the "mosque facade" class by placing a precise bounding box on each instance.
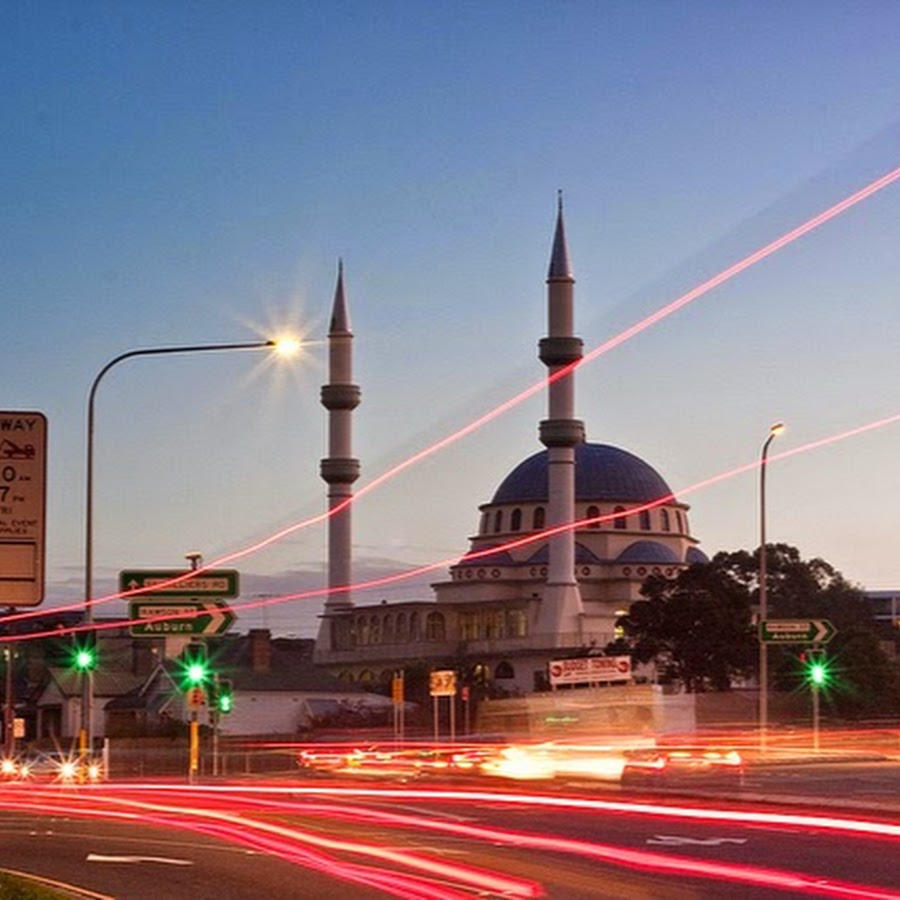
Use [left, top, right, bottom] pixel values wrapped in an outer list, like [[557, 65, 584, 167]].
[[313, 204, 705, 697]]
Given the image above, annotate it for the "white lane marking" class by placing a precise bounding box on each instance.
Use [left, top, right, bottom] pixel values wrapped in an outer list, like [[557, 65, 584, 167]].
[[86, 853, 194, 866], [647, 835, 748, 846]]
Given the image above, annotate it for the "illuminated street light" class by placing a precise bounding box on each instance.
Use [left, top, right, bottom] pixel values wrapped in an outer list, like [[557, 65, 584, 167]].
[[82, 338, 296, 753], [758, 421, 785, 753]]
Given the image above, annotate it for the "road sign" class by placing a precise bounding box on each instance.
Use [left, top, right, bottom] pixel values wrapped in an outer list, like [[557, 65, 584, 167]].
[[759, 618, 836, 644], [0, 411, 47, 606], [429, 670, 457, 697], [129, 600, 236, 637], [120, 568, 239, 598]]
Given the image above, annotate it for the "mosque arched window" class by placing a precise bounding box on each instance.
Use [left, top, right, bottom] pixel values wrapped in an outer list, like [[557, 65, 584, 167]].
[[676, 511, 684, 533], [586, 505, 600, 528], [396, 612, 407, 638], [369, 615, 381, 644], [358, 669, 375, 684], [506, 609, 527, 637], [494, 509, 503, 533], [639, 509, 651, 531], [495, 660, 515, 679], [533, 507, 545, 530], [511, 508, 522, 532], [382, 614, 392, 642], [661, 508, 671, 532], [356, 615, 369, 645], [613, 506, 627, 530], [425, 612, 446, 641], [409, 612, 420, 639], [479, 511, 488, 534]]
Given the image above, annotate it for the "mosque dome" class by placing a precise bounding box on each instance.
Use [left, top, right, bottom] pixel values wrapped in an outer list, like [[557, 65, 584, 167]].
[[491, 442, 673, 506]]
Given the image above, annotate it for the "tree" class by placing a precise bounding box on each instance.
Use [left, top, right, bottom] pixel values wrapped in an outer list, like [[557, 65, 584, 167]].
[[616, 558, 756, 692], [614, 543, 900, 715]]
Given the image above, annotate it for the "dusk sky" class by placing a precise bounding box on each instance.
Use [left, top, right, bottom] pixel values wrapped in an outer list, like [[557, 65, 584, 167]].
[[4, 2, 900, 638]]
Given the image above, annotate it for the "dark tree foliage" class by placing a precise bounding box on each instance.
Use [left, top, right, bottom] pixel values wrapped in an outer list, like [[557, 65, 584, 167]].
[[617, 560, 756, 693], [614, 543, 900, 714]]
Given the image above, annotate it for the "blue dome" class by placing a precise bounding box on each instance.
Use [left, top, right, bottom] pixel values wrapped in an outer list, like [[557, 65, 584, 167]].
[[616, 541, 681, 564], [685, 546, 710, 565], [491, 443, 673, 505]]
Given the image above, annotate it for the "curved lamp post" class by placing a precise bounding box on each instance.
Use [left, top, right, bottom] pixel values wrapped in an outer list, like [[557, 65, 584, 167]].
[[81, 339, 299, 755], [758, 421, 785, 753]]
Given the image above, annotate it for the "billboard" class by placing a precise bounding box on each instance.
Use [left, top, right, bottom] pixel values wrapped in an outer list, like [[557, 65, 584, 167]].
[[548, 655, 632, 687]]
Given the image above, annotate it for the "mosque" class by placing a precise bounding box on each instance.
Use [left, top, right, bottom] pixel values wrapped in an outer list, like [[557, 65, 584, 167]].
[[313, 203, 706, 697]]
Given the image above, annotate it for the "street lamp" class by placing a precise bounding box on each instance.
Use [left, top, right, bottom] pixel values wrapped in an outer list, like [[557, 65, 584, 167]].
[[81, 339, 298, 753], [758, 421, 785, 753]]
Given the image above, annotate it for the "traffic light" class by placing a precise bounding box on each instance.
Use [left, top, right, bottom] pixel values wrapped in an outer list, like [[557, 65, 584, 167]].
[[181, 640, 209, 688], [71, 635, 97, 672], [803, 648, 830, 687], [216, 679, 234, 714]]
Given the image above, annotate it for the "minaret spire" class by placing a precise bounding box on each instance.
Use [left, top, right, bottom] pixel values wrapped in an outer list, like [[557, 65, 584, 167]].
[[316, 261, 361, 648], [536, 196, 585, 639]]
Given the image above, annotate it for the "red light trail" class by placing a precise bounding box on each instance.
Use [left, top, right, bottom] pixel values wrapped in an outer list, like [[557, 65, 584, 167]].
[[3, 783, 900, 898], [5, 163, 900, 634], [4, 407, 899, 643]]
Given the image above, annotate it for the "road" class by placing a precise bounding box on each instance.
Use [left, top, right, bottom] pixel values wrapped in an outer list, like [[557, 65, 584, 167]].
[[1, 764, 899, 899]]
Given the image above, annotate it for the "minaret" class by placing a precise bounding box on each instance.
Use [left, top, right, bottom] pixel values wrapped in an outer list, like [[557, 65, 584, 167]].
[[535, 197, 585, 639], [317, 261, 361, 646]]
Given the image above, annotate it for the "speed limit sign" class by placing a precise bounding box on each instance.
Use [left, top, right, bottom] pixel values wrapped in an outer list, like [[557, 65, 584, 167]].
[[0, 412, 47, 606]]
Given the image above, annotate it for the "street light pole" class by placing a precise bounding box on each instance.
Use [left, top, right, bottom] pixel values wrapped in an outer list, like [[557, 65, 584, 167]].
[[758, 421, 785, 754], [82, 339, 294, 752]]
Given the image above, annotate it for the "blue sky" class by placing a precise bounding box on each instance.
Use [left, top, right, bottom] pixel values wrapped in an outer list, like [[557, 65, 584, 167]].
[[4, 1, 900, 637]]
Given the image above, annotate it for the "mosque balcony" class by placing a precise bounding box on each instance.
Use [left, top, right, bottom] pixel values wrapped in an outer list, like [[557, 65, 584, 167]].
[[314, 629, 617, 666]]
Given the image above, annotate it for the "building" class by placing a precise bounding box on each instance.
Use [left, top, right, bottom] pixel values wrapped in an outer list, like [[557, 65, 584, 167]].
[[314, 202, 706, 696]]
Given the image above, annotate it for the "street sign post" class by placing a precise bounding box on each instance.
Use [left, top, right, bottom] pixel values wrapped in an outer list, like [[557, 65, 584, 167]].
[[119, 568, 239, 597], [0, 411, 47, 606], [759, 618, 836, 644], [129, 600, 236, 637]]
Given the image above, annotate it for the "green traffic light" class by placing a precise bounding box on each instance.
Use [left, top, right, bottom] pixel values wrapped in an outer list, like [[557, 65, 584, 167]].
[[809, 662, 827, 685], [72, 643, 97, 671], [186, 662, 208, 685]]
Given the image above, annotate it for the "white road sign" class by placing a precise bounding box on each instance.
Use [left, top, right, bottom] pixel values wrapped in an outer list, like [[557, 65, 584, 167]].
[[0, 411, 47, 606]]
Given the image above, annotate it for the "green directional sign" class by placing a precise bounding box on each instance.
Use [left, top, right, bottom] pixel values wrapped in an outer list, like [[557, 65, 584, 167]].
[[120, 568, 239, 598], [129, 600, 236, 637], [759, 618, 836, 644]]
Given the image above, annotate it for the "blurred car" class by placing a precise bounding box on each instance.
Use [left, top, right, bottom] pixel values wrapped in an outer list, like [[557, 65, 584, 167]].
[[2, 752, 103, 784], [621, 745, 743, 787]]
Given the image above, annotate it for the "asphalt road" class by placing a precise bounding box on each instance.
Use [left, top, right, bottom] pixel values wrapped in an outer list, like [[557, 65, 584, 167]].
[[1, 763, 899, 899]]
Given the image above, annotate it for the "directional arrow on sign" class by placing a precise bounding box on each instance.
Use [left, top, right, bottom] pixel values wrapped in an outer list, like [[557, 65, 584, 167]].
[[129, 600, 236, 637], [759, 618, 836, 644]]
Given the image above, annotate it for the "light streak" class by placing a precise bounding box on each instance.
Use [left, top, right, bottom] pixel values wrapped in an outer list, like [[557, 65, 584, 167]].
[[6, 164, 900, 631], [9, 783, 900, 899], [6, 408, 900, 644]]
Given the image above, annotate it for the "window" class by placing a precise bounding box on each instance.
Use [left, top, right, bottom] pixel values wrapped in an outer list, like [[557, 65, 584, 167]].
[[495, 660, 515, 679], [409, 612, 419, 639], [396, 612, 407, 637], [425, 612, 446, 641], [479, 511, 488, 534], [494, 509, 503, 533], [485, 610, 504, 640], [676, 511, 683, 533], [533, 506, 545, 530], [510, 508, 522, 532], [459, 611, 479, 641], [613, 505, 627, 529], [661, 508, 670, 532], [506, 609, 527, 637], [639, 509, 651, 531], [586, 505, 600, 528]]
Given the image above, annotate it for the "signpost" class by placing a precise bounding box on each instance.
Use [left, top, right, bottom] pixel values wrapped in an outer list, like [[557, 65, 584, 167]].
[[759, 619, 836, 644], [0, 411, 47, 606], [129, 600, 236, 637], [120, 568, 239, 597]]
